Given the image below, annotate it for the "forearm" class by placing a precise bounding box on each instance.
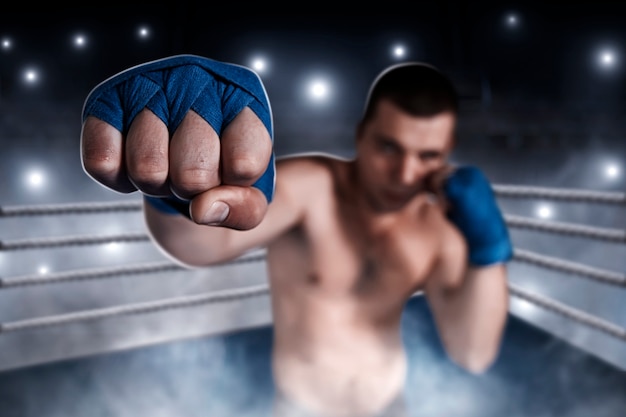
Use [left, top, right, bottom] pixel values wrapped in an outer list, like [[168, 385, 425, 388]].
[[143, 200, 238, 267], [431, 263, 509, 373]]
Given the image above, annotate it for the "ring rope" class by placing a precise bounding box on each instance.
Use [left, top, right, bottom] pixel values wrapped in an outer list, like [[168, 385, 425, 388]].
[[1, 279, 624, 341], [0, 261, 183, 289], [0, 232, 150, 251], [0, 186, 623, 218], [504, 214, 625, 243], [1, 249, 621, 289], [0, 255, 267, 289], [508, 283, 626, 341], [492, 185, 625, 205], [0, 283, 270, 334], [0, 200, 143, 217], [512, 248, 625, 287], [2, 214, 623, 251], [0, 192, 623, 338]]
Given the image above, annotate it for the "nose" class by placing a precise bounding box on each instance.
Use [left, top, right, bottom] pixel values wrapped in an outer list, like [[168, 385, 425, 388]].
[[395, 155, 427, 186]]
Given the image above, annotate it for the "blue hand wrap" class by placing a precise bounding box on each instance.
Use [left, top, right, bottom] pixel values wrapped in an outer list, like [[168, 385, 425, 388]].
[[444, 166, 513, 266], [82, 54, 276, 215]]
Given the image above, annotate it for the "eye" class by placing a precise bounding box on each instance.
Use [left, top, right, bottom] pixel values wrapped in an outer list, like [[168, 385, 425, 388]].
[[420, 151, 442, 161], [378, 140, 399, 154]]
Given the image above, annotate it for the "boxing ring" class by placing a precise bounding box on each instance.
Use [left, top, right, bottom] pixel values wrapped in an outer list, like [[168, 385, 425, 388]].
[[0, 184, 624, 416]]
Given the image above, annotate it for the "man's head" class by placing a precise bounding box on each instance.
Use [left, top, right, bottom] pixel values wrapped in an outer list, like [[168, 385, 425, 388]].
[[354, 62, 459, 212]]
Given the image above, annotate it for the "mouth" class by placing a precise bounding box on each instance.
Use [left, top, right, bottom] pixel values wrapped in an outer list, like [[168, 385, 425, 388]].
[[382, 190, 414, 204]]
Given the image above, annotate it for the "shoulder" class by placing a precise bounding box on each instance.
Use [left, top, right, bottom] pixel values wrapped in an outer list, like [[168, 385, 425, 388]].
[[276, 151, 347, 170], [270, 153, 348, 223], [276, 152, 348, 189]]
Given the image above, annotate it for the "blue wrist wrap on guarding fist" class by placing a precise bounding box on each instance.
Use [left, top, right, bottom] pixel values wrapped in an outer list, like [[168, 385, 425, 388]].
[[444, 166, 513, 266], [82, 54, 276, 211]]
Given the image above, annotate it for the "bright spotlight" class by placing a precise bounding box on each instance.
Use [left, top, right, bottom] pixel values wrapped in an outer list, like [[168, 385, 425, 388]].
[[392, 45, 406, 59], [506, 13, 519, 27], [596, 48, 618, 70], [26, 170, 44, 188], [604, 162, 621, 179], [74, 34, 87, 48], [309, 79, 329, 100], [536, 204, 553, 219], [509, 282, 543, 320], [23, 68, 39, 85], [38, 266, 49, 275], [105, 242, 121, 252], [2, 38, 11, 50], [251, 57, 267, 73], [138, 26, 150, 39]]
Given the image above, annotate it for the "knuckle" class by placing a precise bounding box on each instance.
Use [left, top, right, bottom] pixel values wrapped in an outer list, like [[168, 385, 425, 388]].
[[224, 154, 267, 184], [128, 152, 168, 183], [173, 168, 218, 193], [82, 146, 121, 181]]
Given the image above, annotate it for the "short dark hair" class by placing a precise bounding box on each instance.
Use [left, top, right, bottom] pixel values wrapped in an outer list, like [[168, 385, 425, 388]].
[[361, 62, 459, 124]]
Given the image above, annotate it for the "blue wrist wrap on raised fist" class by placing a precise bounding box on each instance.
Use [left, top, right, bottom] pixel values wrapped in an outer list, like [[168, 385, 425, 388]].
[[444, 166, 513, 266], [82, 54, 276, 207], [143, 195, 192, 218]]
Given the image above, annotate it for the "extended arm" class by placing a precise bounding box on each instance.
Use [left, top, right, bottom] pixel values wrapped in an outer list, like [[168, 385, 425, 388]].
[[144, 156, 308, 267]]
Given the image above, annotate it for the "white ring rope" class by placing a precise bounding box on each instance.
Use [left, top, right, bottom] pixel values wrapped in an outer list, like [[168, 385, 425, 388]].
[[508, 284, 626, 341], [0, 261, 183, 288], [492, 185, 625, 205], [0, 283, 270, 334], [0, 200, 143, 217], [0, 232, 150, 251], [1, 250, 622, 289], [1, 214, 623, 251], [1, 279, 624, 341], [0, 187, 623, 338], [512, 249, 625, 287], [0, 255, 267, 289], [504, 214, 625, 243]]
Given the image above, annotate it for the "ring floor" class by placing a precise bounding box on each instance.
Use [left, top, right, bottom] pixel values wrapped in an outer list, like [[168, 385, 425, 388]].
[[1, 296, 624, 417]]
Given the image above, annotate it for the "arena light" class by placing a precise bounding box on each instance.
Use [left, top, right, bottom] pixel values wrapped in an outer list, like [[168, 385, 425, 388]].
[[298, 71, 339, 109], [604, 162, 621, 180], [535, 204, 553, 220], [26, 169, 45, 188], [138, 26, 150, 39], [510, 283, 541, 319], [250, 56, 268, 74], [595, 47, 619, 70], [38, 266, 49, 275], [506, 13, 519, 28], [307, 78, 331, 102], [23, 68, 39, 85], [73, 34, 87, 48], [2, 38, 11, 50], [392, 44, 406, 59], [105, 242, 121, 252], [252, 58, 265, 72]]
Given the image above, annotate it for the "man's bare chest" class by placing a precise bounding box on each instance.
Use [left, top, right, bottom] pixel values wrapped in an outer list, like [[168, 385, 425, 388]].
[[269, 200, 441, 299]]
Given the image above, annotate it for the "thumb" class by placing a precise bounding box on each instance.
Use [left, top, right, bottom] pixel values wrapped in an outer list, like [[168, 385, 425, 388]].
[[189, 185, 268, 230]]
